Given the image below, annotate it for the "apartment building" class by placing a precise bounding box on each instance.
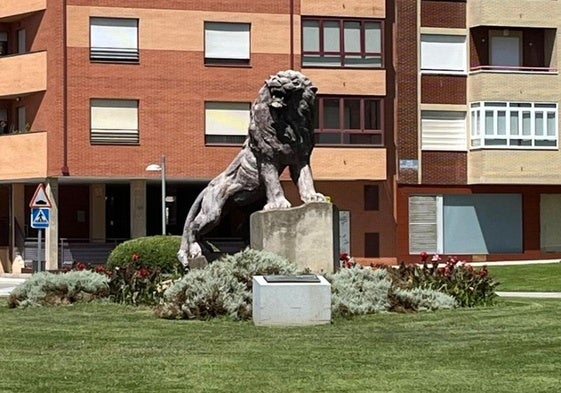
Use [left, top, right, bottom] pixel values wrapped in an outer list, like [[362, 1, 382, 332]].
[[0, 0, 393, 272], [396, 0, 561, 262]]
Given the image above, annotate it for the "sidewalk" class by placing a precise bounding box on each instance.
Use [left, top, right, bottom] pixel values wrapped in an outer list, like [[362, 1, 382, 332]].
[[0, 277, 28, 297]]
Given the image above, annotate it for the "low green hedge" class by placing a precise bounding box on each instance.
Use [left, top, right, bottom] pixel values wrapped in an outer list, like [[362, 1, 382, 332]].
[[106, 235, 182, 274]]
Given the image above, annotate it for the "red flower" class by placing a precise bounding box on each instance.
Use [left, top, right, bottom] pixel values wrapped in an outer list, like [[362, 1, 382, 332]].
[[138, 267, 150, 277], [75, 262, 87, 271], [420, 251, 429, 262], [132, 253, 140, 262], [340, 253, 349, 261], [94, 265, 105, 273], [478, 266, 488, 278]]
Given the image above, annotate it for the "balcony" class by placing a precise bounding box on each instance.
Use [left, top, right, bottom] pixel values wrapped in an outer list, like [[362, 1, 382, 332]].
[[0, 0, 46, 20], [0, 131, 47, 180], [311, 147, 386, 180], [468, 0, 560, 28], [469, 71, 559, 102], [0, 51, 47, 97]]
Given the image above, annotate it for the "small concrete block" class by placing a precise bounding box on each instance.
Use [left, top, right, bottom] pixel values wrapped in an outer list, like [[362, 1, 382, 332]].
[[252, 275, 331, 326], [188, 256, 208, 270]]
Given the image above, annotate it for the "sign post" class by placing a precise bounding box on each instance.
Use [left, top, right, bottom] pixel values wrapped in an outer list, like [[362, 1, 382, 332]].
[[29, 184, 52, 273]]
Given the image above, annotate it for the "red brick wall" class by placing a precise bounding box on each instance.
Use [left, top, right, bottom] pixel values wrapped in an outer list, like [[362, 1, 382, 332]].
[[396, 0, 418, 184], [67, 0, 296, 14], [421, 75, 466, 104], [65, 49, 292, 178], [421, 0, 466, 28], [421, 151, 467, 184]]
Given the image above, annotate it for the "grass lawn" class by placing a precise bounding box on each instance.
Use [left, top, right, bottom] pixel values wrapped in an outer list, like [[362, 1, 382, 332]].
[[487, 262, 561, 292], [1, 299, 561, 393]]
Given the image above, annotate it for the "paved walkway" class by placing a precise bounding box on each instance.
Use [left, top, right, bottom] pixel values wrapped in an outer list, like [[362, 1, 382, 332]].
[[0, 277, 27, 297]]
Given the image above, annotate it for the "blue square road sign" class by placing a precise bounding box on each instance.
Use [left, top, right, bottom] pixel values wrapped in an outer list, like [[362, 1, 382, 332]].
[[31, 208, 50, 229]]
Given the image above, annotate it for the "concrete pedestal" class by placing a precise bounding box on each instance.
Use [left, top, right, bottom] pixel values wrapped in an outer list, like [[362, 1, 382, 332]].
[[250, 202, 339, 273], [252, 275, 331, 326]]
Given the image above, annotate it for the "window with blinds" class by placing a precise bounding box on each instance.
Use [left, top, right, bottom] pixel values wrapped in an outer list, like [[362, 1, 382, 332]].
[[90, 99, 139, 144], [420, 34, 466, 74], [204, 22, 250, 65], [90, 17, 139, 62], [205, 102, 250, 145], [421, 111, 467, 151], [409, 195, 440, 254]]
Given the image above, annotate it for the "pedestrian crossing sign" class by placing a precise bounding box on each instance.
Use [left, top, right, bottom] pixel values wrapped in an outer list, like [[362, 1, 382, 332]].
[[31, 208, 50, 229]]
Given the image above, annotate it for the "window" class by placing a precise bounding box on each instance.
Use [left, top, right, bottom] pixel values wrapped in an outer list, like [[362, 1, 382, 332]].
[[490, 30, 521, 67], [409, 194, 522, 254], [90, 99, 139, 144], [0, 32, 7, 56], [204, 22, 250, 65], [420, 34, 466, 74], [364, 185, 379, 211], [364, 233, 380, 257], [17, 29, 25, 54], [17, 106, 26, 132], [315, 96, 383, 145], [205, 102, 250, 144], [421, 111, 467, 151], [470, 102, 557, 148], [302, 18, 382, 68], [90, 18, 139, 62]]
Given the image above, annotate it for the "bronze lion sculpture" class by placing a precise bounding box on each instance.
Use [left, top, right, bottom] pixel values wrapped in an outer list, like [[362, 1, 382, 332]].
[[177, 70, 325, 268]]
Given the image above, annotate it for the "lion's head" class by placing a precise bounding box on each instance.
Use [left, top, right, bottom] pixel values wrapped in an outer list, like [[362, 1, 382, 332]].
[[264, 70, 318, 109]]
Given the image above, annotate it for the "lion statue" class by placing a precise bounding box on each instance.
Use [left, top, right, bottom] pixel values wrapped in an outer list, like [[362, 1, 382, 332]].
[[177, 70, 326, 268]]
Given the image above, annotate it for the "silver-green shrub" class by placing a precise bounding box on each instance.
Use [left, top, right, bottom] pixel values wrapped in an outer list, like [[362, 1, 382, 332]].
[[8, 271, 110, 308], [156, 248, 297, 320], [327, 266, 392, 316], [394, 287, 457, 311]]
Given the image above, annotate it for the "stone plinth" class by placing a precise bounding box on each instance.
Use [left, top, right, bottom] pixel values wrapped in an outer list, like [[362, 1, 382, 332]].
[[252, 275, 331, 326], [250, 202, 339, 273]]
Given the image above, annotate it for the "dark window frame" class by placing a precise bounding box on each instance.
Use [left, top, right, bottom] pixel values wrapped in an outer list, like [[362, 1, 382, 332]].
[[302, 17, 384, 69], [314, 96, 384, 146]]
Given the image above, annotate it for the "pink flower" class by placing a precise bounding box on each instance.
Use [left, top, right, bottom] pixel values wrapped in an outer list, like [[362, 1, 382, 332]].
[[132, 253, 140, 262]]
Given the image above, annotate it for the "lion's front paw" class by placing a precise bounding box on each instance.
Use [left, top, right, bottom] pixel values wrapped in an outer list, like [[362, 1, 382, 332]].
[[188, 242, 203, 258], [302, 192, 326, 203], [177, 249, 190, 269], [264, 197, 292, 210]]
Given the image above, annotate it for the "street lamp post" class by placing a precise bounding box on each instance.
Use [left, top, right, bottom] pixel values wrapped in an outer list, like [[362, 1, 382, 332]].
[[145, 154, 166, 235]]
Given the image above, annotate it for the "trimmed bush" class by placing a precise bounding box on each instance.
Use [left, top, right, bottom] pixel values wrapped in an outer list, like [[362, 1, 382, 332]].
[[106, 235, 182, 274], [8, 271, 109, 308], [155, 248, 297, 320], [393, 287, 457, 311]]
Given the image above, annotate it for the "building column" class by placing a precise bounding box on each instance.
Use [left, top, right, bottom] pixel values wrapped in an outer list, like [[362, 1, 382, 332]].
[[90, 184, 106, 242], [10, 184, 26, 272], [130, 180, 146, 239], [45, 178, 59, 271]]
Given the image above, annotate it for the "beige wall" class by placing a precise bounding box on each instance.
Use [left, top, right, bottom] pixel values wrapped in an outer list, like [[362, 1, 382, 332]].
[[305, 69, 386, 96], [468, 0, 561, 27], [0, 132, 47, 180], [468, 150, 561, 184], [301, 0, 385, 18], [0, 52, 47, 97], [312, 148, 386, 180], [0, 0, 46, 20], [67, 6, 298, 54], [469, 73, 561, 102]]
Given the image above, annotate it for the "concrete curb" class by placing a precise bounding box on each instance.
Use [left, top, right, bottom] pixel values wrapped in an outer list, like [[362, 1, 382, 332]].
[[497, 291, 561, 299]]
